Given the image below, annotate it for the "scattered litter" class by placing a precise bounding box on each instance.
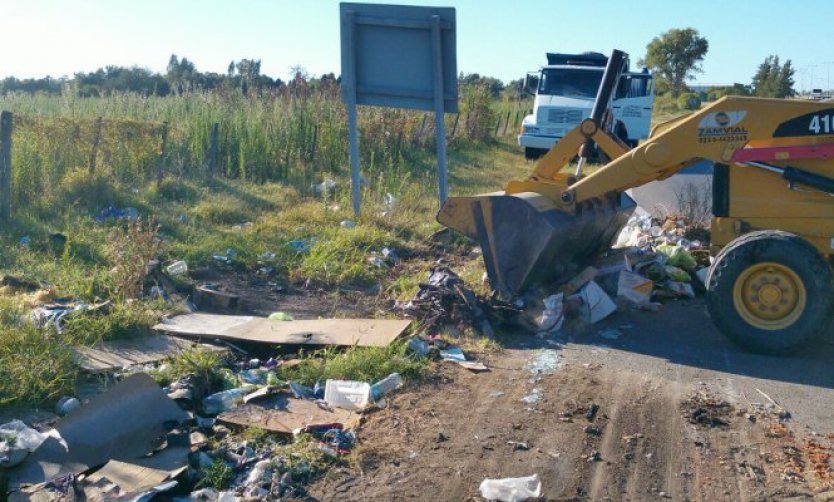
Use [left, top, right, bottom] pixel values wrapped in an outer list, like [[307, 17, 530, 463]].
[[578, 281, 617, 323], [0, 420, 50, 469], [370, 373, 403, 402], [617, 270, 653, 306], [74, 334, 225, 373], [397, 267, 506, 339], [194, 284, 240, 311], [340, 219, 356, 229], [166, 260, 188, 276], [538, 293, 564, 333], [18, 236, 31, 246], [95, 206, 138, 222], [217, 392, 358, 435], [382, 247, 399, 262], [55, 396, 81, 416], [440, 347, 466, 363], [268, 311, 294, 321], [479, 474, 542, 502], [5, 373, 188, 491], [598, 328, 621, 340], [287, 238, 315, 254], [657, 243, 697, 270], [313, 178, 337, 194], [507, 440, 529, 451], [665, 265, 691, 283], [407, 337, 431, 356], [525, 349, 560, 375], [367, 255, 388, 268], [324, 380, 371, 410], [202, 386, 256, 415], [563, 266, 598, 295], [155, 313, 410, 348], [521, 388, 543, 405]]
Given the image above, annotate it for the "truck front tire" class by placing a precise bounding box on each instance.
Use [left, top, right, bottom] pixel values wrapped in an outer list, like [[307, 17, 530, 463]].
[[524, 147, 547, 160]]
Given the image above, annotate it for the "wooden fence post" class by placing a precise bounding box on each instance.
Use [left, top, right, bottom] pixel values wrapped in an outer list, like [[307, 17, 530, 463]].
[[309, 124, 318, 163], [0, 111, 11, 220], [89, 117, 103, 175], [501, 110, 511, 136], [208, 122, 219, 178], [157, 121, 169, 187], [450, 113, 460, 139]]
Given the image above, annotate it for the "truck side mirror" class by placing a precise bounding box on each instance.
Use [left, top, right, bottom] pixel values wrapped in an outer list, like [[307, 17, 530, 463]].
[[524, 72, 539, 96]]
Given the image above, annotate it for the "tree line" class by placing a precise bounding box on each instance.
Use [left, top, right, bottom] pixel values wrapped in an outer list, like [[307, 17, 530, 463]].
[[2, 40, 799, 103], [641, 27, 796, 100]]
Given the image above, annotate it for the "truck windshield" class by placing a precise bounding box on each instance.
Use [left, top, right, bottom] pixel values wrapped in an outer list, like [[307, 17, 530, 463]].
[[538, 68, 603, 98]]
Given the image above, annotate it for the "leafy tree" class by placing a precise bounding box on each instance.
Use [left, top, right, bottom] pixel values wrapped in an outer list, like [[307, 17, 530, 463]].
[[751, 55, 795, 98], [640, 28, 709, 98], [166, 54, 196, 94], [458, 73, 504, 98]]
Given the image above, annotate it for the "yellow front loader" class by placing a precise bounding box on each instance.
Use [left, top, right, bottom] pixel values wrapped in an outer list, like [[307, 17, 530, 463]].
[[438, 52, 834, 354]]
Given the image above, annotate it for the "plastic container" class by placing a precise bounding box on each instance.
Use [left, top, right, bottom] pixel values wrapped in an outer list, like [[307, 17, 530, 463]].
[[370, 373, 403, 402], [166, 260, 188, 275], [324, 380, 370, 410]]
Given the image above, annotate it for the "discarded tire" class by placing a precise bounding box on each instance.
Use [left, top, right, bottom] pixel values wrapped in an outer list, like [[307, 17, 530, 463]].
[[706, 230, 834, 354]]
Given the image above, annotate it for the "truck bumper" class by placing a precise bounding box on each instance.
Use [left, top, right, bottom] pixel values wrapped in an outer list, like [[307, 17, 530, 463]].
[[518, 133, 560, 150]]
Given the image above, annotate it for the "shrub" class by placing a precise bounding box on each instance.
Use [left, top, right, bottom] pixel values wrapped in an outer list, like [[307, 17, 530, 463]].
[[678, 92, 701, 110]]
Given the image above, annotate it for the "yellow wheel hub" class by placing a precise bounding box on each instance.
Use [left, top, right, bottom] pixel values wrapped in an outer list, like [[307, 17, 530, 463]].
[[733, 262, 806, 330]]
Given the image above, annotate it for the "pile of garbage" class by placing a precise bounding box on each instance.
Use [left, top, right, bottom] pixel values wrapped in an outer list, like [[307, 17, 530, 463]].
[[395, 267, 519, 339], [0, 350, 411, 501], [533, 213, 711, 335]]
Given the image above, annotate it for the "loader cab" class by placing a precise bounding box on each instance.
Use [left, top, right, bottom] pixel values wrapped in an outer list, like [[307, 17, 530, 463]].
[[519, 52, 654, 159]]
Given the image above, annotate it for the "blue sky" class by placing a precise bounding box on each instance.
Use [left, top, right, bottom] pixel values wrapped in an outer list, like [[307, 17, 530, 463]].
[[3, 0, 834, 91]]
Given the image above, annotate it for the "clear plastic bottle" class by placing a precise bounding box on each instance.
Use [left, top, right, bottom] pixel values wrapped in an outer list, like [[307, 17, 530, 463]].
[[202, 385, 255, 414], [370, 373, 403, 402]]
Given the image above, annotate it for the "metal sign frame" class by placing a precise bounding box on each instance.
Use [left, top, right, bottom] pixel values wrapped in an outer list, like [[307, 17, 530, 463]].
[[340, 2, 457, 215]]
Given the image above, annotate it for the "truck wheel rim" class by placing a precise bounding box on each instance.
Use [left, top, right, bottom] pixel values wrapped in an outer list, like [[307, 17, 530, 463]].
[[732, 262, 806, 330]]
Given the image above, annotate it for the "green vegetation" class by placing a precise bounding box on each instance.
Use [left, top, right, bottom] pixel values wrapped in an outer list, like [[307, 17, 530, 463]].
[[641, 28, 709, 98], [751, 55, 796, 98], [0, 85, 528, 408], [276, 342, 427, 387]]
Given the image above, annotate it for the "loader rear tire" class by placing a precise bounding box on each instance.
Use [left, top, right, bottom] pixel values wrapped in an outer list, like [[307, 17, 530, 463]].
[[706, 230, 834, 355]]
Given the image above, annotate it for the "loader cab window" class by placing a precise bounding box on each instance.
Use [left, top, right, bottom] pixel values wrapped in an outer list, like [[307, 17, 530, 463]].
[[616, 74, 653, 99], [538, 68, 603, 99]]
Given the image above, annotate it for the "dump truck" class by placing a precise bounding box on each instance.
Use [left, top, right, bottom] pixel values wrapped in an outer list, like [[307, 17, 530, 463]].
[[439, 49, 834, 354], [518, 51, 654, 159]]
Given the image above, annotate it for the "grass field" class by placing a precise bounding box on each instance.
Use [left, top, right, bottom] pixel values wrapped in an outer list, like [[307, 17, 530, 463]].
[[0, 86, 684, 409]]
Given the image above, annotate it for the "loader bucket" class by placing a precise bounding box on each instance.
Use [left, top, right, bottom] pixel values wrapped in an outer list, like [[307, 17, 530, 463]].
[[437, 191, 636, 296]]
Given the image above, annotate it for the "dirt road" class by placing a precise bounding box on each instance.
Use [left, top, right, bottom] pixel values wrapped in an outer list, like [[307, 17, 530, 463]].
[[308, 299, 834, 501]]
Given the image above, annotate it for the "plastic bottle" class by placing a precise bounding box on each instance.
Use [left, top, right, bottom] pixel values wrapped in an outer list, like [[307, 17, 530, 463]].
[[202, 386, 255, 414], [370, 373, 403, 402], [166, 260, 188, 275]]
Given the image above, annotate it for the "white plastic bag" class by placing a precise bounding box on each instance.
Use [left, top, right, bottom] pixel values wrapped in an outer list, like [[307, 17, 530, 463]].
[[324, 380, 370, 410], [538, 293, 564, 332], [479, 474, 542, 502]]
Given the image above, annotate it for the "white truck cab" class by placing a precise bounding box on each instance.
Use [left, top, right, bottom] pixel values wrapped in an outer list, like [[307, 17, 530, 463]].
[[519, 52, 654, 159]]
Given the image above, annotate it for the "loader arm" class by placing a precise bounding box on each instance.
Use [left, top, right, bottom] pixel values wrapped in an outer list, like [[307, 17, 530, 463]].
[[521, 96, 834, 209], [438, 95, 834, 296]]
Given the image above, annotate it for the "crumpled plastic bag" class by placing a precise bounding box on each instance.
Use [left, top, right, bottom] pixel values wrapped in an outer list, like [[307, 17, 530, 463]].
[[479, 473, 542, 502], [0, 419, 50, 468], [538, 293, 564, 332], [665, 265, 691, 283], [656, 243, 697, 270]]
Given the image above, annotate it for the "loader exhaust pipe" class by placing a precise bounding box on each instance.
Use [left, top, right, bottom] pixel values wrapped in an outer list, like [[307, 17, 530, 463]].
[[577, 49, 627, 174]]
